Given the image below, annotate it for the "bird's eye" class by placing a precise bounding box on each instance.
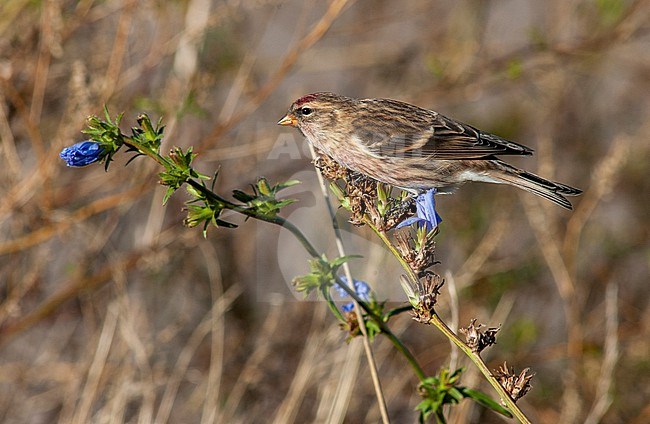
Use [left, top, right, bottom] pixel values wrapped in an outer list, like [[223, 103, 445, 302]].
[[300, 107, 313, 116]]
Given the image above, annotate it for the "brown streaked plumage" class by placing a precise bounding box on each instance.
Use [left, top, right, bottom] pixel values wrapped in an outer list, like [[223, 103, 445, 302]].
[[278, 92, 582, 209]]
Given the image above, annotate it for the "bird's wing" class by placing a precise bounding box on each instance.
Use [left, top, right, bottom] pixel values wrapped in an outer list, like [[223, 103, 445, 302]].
[[353, 108, 533, 160], [417, 113, 534, 159]]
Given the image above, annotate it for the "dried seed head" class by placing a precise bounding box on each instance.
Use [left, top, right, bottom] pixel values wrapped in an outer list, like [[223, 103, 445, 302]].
[[460, 319, 500, 354], [410, 272, 444, 323], [494, 362, 534, 403], [395, 233, 416, 263], [383, 196, 415, 231], [339, 310, 360, 340], [393, 232, 438, 277], [313, 152, 348, 180], [314, 150, 420, 232], [348, 194, 366, 226], [412, 239, 437, 277]]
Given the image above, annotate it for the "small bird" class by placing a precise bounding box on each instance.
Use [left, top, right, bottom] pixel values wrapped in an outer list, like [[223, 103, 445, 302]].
[[278, 92, 582, 209]]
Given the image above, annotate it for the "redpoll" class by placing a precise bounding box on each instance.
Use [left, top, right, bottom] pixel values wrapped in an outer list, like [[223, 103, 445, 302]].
[[278, 92, 581, 209]]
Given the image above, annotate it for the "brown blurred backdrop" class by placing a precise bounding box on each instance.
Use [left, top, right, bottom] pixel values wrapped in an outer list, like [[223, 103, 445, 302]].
[[0, 0, 648, 423]]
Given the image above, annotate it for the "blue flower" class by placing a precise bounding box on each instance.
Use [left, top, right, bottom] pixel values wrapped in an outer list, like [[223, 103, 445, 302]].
[[59, 141, 105, 167], [396, 188, 442, 231], [336, 277, 372, 311], [335, 277, 371, 300], [341, 303, 355, 313]]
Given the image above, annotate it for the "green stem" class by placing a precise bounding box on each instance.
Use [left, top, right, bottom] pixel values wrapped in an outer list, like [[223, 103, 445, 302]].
[[193, 180, 425, 383], [428, 314, 530, 424], [321, 285, 346, 323], [382, 325, 427, 381], [331, 273, 426, 380], [185, 178, 321, 258], [122, 137, 322, 258], [125, 137, 430, 393], [367, 219, 531, 424], [188, 176, 430, 382], [123, 138, 169, 168], [369, 223, 418, 283], [384, 305, 413, 319]]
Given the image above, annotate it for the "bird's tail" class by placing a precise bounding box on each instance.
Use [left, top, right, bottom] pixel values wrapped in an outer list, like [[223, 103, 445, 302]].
[[488, 165, 582, 210]]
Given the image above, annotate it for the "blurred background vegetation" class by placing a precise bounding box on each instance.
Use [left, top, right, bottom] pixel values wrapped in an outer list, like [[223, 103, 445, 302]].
[[0, 0, 648, 423]]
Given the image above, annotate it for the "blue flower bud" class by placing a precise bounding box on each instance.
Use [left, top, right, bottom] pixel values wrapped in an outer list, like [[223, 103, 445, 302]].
[[59, 141, 105, 167]]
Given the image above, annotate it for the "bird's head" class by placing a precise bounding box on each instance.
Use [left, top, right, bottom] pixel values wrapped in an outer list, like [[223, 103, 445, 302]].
[[277, 92, 351, 136]]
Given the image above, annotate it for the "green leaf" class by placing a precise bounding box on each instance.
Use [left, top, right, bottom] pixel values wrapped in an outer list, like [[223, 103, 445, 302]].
[[82, 108, 128, 170], [135, 113, 165, 151], [329, 183, 350, 209], [415, 399, 434, 416], [292, 274, 320, 294], [447, 387, 464, 403], [274, 199, 297, 209], [376, 184, 391, 216], [364, 319, 382, 342], [400, 275, 419, 308], [233, 177, 300, 218], [214, 219, 238, 229], [257, 178, 272, 196], [162, 187, 176, 205], [331, 255, 362, 268], [158, 146, 210, 203], [448, 367, 463, 383], [459, 388, 513, 418], [275, 179, 300, 190], [292, 255, 360, 296], [232, 190, 255, 202]]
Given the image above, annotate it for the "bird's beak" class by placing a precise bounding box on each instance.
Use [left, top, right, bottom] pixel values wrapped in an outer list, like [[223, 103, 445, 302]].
[[277, 113, 297, 127]]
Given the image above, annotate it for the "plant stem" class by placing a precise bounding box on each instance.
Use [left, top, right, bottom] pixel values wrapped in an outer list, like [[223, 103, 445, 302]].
[[368, 223, 418, 283], [185, 159, 429, 393], [382, 325, 427, 381], [428, 314, 531, 424], [332, 275, 427, 382], [185, 178, 322, 258], [384, 305, 413, 319], [321, 285, 346, 323], [308, 144, 390, 424], [367, 220, 532, 424], [124, 136, 530, 418]]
